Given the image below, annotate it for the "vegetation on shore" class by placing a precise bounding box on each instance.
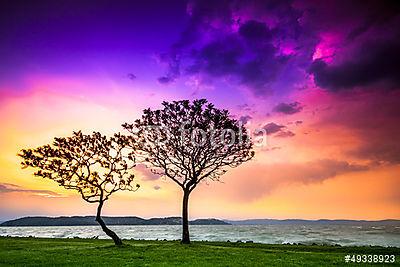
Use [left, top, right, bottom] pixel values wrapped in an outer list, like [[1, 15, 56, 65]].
[[1, 237, 399, 266]]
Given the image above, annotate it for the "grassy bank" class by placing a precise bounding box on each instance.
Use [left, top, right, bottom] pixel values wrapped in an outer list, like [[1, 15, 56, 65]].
[[0, 237, 399, 266]]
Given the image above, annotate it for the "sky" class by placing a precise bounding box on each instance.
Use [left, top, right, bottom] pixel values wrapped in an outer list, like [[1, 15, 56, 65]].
[[0, 0, 400, 221]]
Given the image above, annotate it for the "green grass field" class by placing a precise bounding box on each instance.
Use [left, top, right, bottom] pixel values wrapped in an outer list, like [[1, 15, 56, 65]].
[[0, 237, 399, 266]]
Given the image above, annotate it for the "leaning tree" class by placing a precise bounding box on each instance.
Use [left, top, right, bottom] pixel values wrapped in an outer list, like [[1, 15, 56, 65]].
[[123, 99, 254, 244], [19, 131, 139, 246]]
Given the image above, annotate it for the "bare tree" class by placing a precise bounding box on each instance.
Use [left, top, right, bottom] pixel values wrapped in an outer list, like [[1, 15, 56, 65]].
[[123, 99, 254, 244], [19, 131, 139, 246]]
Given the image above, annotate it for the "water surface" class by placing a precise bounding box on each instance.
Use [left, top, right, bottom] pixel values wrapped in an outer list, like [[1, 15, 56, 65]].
[[1, 224, 399, 247]]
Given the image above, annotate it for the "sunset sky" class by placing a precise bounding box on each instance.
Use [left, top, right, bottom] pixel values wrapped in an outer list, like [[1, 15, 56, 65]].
[[1, 0, 399, 221]]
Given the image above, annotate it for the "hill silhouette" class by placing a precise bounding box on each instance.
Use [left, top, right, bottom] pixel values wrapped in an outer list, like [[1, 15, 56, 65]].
[[0, 216, 229, 226]]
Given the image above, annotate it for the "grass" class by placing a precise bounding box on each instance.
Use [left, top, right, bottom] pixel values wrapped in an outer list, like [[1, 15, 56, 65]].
[[0, 237, 399, 266]]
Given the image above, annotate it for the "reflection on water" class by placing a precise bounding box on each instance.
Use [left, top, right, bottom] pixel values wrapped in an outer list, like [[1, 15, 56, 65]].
[[1, 224, 399, 247]]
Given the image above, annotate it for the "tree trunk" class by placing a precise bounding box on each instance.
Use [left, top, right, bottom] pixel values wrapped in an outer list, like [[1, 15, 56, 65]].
[[96, 200, 122, 246], [181, 189, 191, 244]]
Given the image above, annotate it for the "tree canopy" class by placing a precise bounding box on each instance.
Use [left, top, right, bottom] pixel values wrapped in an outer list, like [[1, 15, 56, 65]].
[[123, 99, 254, 243], [19, 131, 139, 245], [123, 99, 254, 192]]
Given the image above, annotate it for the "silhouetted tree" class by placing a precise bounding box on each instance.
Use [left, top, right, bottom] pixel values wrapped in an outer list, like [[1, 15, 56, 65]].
[[123, 99, 254, 244], [19, 131, 139, 246]]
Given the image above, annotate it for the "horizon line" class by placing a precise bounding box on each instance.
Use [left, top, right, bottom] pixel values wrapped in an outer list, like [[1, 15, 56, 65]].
[[1, 215, 399, 222]]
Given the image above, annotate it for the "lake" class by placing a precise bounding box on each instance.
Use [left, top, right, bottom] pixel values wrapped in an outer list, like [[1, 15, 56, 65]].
[[1, 224, 399, 247]]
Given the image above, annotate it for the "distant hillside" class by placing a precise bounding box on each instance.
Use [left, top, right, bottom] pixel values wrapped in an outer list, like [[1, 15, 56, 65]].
[[226, 219, 400, 226], [0, 216, 230, 227], [2, 217, 398, 227]]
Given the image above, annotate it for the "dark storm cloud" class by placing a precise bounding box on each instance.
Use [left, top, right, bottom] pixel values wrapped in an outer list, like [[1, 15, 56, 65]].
[[174, 0, 233, 49], [159, 0, 303, 95], [309, 39, 400, 91], [303, 0, 400, 91], [302, 0, 400, 92], [187, 36, 243, 77], [345, 0, 400, 41], [182, 21, 289, 93], [273, 102, 303, 114], [238, 20, 272, 42], [160, 0, 400, 95]]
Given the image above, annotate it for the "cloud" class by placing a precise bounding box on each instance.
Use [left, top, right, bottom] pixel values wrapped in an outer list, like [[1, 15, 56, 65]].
[[0, 183, 62, 198], [135, 164, 161, 181], [303, 0, 400, 92], [309, 39, 400, 91], [153, 185, 161, 190], [275, 130, 295, 138], [157, 76, 174, 84], [256, 122, 295, 138], [273, 102, 303, 114], [351, 143, 400, 165], [264, 146, 281, 152], [261, 122, 285, 134], [183, 31, 288, 94], [238, 20, 272, 41], [237, 103, 253, 112], [157, 52, 181, 84], [127, 73, 136, 80], [159, 0, 307, 95], [221, 159, 369, 201], [238, 115, 252, 124], [159, 0, 400, 98], [344, 95, 400, 164], [311, 90, 400, 165]]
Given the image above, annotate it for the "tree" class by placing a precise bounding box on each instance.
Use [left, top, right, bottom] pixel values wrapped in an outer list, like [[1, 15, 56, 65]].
[[19, 131, 139, 246], [123, 99, 254, 244]]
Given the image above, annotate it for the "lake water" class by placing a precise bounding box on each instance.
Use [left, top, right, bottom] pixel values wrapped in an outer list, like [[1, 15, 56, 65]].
[[1, 224, 400, 247]]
